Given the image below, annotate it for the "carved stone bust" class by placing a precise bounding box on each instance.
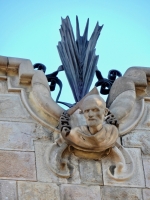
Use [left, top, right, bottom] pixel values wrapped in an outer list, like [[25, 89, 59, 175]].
[[61, 94, 118, 160]]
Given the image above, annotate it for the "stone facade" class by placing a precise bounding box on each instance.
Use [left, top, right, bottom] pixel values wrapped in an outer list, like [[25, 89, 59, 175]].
[[0, 56, 149, 199]]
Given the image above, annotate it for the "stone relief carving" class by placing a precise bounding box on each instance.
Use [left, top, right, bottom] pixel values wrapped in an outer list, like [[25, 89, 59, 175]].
[[1, 55, 147, 182], [45, 91, 134, 180], [107, 67, 150, 135]]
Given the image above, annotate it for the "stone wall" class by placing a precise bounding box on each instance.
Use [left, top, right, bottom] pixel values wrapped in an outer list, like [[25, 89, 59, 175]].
[[0, 56, 149, 200]]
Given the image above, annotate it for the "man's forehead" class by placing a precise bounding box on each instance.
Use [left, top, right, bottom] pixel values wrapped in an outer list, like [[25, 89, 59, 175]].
[[83, 104, 100, 111], [82, 97, 105, 110]]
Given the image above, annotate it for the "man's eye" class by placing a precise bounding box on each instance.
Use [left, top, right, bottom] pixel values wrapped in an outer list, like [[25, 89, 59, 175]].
[[93, 108, 98, 112], [84, 110, 88, 113]]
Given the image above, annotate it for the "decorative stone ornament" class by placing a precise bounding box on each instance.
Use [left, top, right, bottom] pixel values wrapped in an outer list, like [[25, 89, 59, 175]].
[[0, 55, 148, 185], [45, 90, 134, 181]]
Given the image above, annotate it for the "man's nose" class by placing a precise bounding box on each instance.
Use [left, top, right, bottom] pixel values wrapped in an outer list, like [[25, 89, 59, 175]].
[[88, 110, 93, 117]]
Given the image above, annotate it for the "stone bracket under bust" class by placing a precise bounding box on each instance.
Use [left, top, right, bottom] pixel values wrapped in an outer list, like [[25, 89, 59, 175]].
[[46, 91, 134, 181]]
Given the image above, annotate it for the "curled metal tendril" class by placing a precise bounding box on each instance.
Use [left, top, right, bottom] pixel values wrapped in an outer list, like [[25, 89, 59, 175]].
[[33, 63, 73, 108], [33, 63, 46, 73], [33, 63, 122, 108], [95, 69, 122, 95]]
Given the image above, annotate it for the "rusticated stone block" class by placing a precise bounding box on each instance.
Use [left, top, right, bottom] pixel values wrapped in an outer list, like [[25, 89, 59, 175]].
[[18, 181, 60, 200], [122, 130, 150, 154], [0, 94, 32, 122], [142, 155, 150, 188], [60, 184, 101, 200], [79, 159, 103, 185], [101, 186, 142, 200], [0, 180, 17, 200], [35, 140, 80, 184], [102, 148, 145, 187], [0, 121, 51, 151], [0, 150, 36, 180], [143, 189, 150, 200]]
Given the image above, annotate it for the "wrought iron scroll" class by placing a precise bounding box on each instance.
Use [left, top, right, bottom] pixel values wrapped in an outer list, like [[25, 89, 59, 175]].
[[95, 69, 122, 95], [33, 63, 46, 73], [33, 64, 74, 108]]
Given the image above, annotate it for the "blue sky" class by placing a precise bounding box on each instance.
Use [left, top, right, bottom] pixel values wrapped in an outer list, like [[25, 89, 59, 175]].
[[0, 0, 150, 106]]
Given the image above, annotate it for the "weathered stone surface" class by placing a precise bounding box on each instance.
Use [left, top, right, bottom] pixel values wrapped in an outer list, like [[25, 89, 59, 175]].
[[18, 181, 60, 200], [0, 94, 32, 122], [116, 137, 121, 145], [0, 150, 36, 180], [122, 130, 150, 154], [34, 140, 67, 183], [60, 184, 101, 200], [35, 140, 80, 184], [70, 109, 86, 128], [30, 70, 64, 120], [102, 148, 145, 187], [67, 153, 81, 184], [143, 189, 150, 200], [79, 159, 103, 185], [134, 100, 150, 130], [142, 154, 150, 188], [118, 98, 144, 136], [0, 121, 51, 151], [101, 186, 142, 200], [0, 81, 8, 93], [0, 180, 17, 200]]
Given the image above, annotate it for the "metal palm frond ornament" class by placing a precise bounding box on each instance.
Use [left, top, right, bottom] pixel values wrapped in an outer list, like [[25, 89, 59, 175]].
[[34, 16, 122, 107], [57, 16, 103, 102]]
